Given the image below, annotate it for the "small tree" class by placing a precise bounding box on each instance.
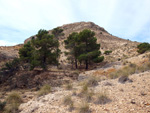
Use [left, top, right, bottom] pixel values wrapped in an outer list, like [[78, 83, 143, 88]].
[[19, 29, 60, 70], [52, 27, 64, 67], [78, 29, 104, 69], [64, 29, 104, 69], [31, 29, 60, 70], [64, 32, 79, 69]]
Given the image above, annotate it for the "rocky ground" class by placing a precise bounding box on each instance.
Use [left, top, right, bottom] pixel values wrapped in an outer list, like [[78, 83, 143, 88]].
[[18, 70, 150, 113]]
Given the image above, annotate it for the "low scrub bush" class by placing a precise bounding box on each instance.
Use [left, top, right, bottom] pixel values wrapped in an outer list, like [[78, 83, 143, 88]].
[[37, 84, 51, 96], [87, 76, 99, 87], [109, 64, 137, 79], [78, 101, 89, 113], [63, 95, 73, 106], [65, 83, 73, 90], [5, 91, 22, 113], [137, 42, 150, 54], [95, 91, 111, 104], [85, 90, 94, 102]]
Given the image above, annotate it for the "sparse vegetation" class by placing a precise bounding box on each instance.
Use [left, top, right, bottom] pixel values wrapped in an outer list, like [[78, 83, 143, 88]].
[[63, 95, 73, 106], [80, 83, 88, 95], [1, 58, 20, 74], [37, 84, 51, 96], [95, 91, 110, 104], [5, 91, 22, 113], [85, 90, 94, 102], [109, 63, 137, 79], [65, 83, 73, 90], [78, 101, 90, 113], [87, 76, 99, 87]]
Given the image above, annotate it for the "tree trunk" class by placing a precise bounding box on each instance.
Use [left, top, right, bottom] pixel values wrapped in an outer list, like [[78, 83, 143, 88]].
[[85, 60, 88, 69], [75, 59, 78, 69]]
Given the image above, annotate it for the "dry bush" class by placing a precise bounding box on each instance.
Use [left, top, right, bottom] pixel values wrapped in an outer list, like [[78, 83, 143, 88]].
[[87, 76, 99, 87], [37, 84, 51, 96], [65, 83, 73, 90], [5, 91, 22, 113], [137, 62, 150, 73], [63, 95, 73, 106], [78, 101, 90, 113], [79, 83, 88, 96], [95, 91, 111, 104], [109, 63, 137, 79], [85, 90, 94, 102]]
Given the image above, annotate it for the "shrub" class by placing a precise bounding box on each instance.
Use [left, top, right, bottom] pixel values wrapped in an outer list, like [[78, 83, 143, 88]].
[[137, 42, 150, 54], [63, 95, 73, 106], [0, 101, 6, 111], [85, 90, 94, 102], [37, 84, 51, 96], [65, 83, 73, 90], [78, 101, 89, 113], [109, 64, 137, 79], [104, 50, 112, 55], [80, 83, 88, 95], [87, 76, 99, 87], [5, 92, 22, 113], [1, 58, 20, 73], [95, 91, 111, 104]]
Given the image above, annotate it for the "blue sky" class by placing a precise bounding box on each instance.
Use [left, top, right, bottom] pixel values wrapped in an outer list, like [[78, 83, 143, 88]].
[[0, 0, 150, 46]]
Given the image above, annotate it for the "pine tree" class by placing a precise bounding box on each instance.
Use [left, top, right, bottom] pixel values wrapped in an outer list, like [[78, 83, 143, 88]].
[[64, 32, 79, 69], [78, 29, 104, 69], [64, 29, 104, 69], [19, 29, 60, 70]]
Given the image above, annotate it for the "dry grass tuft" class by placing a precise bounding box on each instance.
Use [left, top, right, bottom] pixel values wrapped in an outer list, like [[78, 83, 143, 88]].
[[37, 84, 51, 96], [5, 91, 22, 113], [63, 95, 73, 106], [95, 91, 111, 104], [65, 83, 73, 90], [78, 101, 90, 113]]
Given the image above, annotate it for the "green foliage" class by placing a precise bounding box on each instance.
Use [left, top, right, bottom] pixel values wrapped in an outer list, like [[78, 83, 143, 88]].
[[93, 56, 104, 63], [64, 29, 104, 69], [52, 27, 64, 39], [104, 50, 112, 55], [0, 101, 6, 111], [137, 42, 150, 54], [19, 42, 34, 63], [64, 32, 79, 68], [19, 29, 61, 70], [1, 58, 20, 73]]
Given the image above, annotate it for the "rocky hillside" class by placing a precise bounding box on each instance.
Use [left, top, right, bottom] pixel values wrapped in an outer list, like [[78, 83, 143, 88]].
[[0, 22, 140, 66], [25, 22, 139, 63], [19, 70, 150, 113], [0, 44, 23, 67]]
